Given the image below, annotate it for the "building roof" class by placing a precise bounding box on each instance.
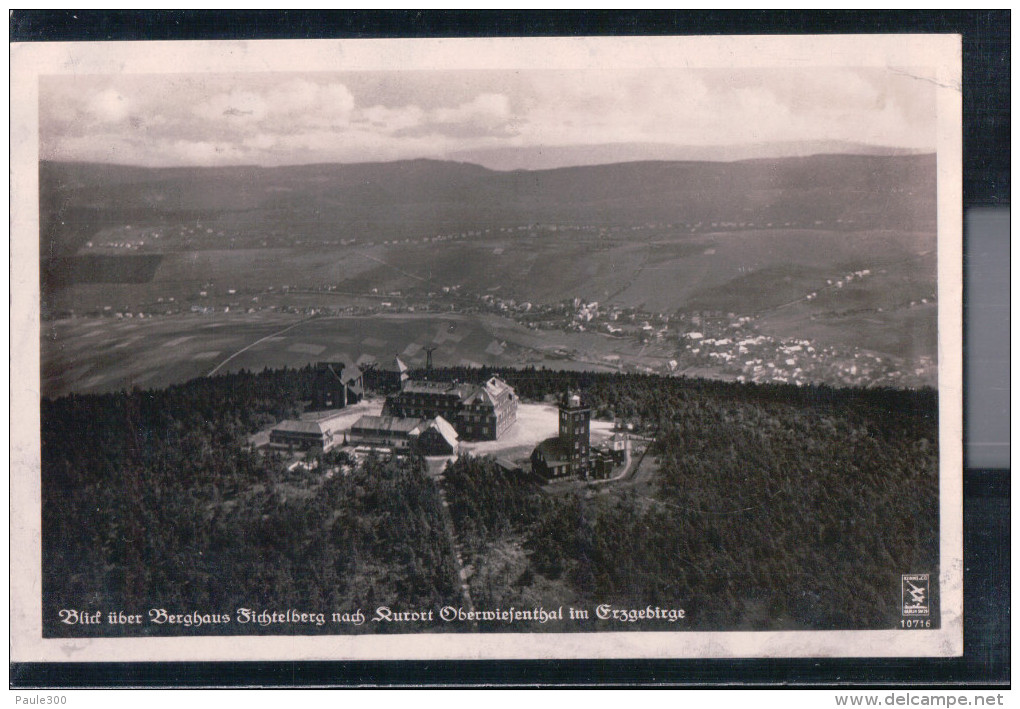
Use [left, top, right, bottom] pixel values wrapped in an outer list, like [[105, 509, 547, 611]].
[[300, 409, 356, 427], [533, 436, 572, 466], [462, 386, 494, 406], [415, 415, 459, 448], [350, 415, 423, 434], [448, 382, 476, 399], [464, 376, 514, 405], [401, 380, 456, 395], [320, 361, 364, 386], [378, 355, 408, 373], [494, 457, 522, 472], [560, 391, 589, 409], [485, 376, 513, 395], [272, 420, 328, 436], [399, 379, 477, 401]]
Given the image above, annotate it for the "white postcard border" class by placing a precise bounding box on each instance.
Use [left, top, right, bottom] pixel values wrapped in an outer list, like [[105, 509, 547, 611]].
[[10, 34, 963, 662]]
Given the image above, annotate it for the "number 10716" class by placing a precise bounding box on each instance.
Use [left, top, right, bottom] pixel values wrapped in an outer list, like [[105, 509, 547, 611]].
[[900, 618, 931, 629]]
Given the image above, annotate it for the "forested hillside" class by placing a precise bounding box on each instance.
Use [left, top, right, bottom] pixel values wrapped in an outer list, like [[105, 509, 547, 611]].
[[443, 393, 938, 631], [41, 366, 939, 636], [41, 369, 460, 637]]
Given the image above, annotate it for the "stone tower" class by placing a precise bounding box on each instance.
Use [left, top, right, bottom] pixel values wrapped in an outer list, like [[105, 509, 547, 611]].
[[558, 391, 591, 465]]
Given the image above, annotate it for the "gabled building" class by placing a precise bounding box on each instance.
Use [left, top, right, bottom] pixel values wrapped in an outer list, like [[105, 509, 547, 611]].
[[348, 415, 423, 450], [530, 437, 575, 479], [412, 415, 460, 456], [269, 411, 352, 452], [347, 414, 459, 456], [607, 432, 630, 464], [383, 375, 518, 441], [459, 376, 518, 440], [378, 354, 409, 391], [311, 360, 364, 410]]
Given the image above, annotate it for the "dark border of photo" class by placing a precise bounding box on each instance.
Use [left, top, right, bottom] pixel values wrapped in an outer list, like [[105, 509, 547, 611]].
[[9, 9, 1008, 688]]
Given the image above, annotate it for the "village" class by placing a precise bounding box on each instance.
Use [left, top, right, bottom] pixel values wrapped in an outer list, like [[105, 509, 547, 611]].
[[68, 245, 936, 391], [81, 217, 866, 255]]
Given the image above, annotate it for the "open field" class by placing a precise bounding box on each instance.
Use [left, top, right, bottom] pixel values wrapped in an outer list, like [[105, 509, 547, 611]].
[[42, 312, 647, 398], [759, 302, 938, 363], [42, 280, 937, 396], [43, 227, 935, 318], [41, 311, 297, 397]]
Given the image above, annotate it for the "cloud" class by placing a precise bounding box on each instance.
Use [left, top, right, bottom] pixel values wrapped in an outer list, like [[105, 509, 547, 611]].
[[188, 80, 357, 136], [432, 93, 511, 126], [317, 83, 356, 119], [265, 79, 321, 114], [39, 68, 935, 167], [357, 103, 425, 133], [243, 133, 278, 151], [193, 90, 268, 124], [86, 88, 132, 124]]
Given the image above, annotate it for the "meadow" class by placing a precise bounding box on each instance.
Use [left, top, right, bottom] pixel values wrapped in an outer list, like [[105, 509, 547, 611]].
[[42, 312, 652, 398]]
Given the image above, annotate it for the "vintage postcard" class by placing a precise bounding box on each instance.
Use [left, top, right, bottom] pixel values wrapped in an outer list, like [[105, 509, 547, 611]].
[[10, 34, 962, 662]]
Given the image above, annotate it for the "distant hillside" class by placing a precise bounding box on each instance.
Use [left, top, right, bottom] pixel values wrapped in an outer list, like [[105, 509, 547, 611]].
[[446, 141, 926, 171], [40, 154, 936, 257]]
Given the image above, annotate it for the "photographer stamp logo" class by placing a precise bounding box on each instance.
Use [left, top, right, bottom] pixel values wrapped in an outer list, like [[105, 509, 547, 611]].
[[901, 574, 930, 616]]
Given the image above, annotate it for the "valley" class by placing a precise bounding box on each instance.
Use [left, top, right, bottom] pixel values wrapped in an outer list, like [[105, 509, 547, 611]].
[[39, 155, 939, 396]]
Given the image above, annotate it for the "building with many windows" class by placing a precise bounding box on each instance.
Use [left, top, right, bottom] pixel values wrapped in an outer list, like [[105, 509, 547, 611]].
[[531, 392, 590, 479], [269, 411, 353, 452], [459, 376, 518, 440], [347, 415, 425, 451], [383, 376, 518, 441], [347, 414, 459, 455]]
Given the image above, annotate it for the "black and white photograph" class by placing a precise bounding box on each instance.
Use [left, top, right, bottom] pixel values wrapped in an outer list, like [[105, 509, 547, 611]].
[[11, 33, 963, 662]]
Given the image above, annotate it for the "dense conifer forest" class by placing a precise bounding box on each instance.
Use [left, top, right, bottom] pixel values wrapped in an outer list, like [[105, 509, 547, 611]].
[[41, 366, 938, 636]]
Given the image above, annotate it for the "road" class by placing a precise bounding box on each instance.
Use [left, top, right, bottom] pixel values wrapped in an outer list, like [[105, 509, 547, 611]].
[[352, 251, 427, 282], [433, 477, 479, 630], [588, 443, 635, 486], [206, 316, 316, 377]]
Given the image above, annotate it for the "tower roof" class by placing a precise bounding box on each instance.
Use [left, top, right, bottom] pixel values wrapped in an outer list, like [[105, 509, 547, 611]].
[[560, 391, 588, 409]]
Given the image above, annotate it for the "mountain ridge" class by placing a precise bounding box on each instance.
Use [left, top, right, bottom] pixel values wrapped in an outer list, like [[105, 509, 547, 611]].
[[40, 152, 937, 259], [40, 147, 934, 177], [445, 140, 928, 171]]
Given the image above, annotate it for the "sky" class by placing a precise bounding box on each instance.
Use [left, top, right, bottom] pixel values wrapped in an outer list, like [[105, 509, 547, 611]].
[[39, 67, 936, 168]]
